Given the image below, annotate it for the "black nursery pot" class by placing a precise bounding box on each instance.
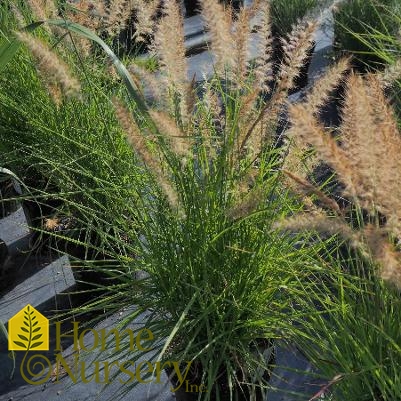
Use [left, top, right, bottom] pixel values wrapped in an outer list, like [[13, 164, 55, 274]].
[[166, 340, 274, 401]]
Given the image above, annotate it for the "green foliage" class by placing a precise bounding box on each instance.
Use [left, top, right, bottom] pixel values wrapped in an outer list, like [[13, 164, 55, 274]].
[[30, 14, 328, 398], [333, 0, 401, 69], [0, 14, 146, 251], [296, 244, 401, 400], [342, 7, 401, 118], [270, 0, 320, 37]]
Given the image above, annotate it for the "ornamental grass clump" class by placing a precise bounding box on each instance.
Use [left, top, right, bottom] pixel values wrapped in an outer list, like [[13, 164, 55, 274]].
[[5, 1, 401, 399], [1, 1, 330, 399], [102, 7, 321, 398], [0, 0, 333, 398]]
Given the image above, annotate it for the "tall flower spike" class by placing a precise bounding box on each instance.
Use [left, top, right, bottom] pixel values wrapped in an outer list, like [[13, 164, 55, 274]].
[[363, 74, 401, 226], [305, 57, 350, 114], [129, 63, 165, 105], [278, 20, 317, 94], [364, 225, 401, 290], [235, 89, 260, 159], [43, 0, 58, 19], [378, 58, 401, 88], [239, 19, 317, 154], [200, 0, 235, 75], [16, 31, 81, 99], [339, 73, 379, 211], [288, 103, 357, 199], [10, 3, 26, 28], [27, 0, 48, 21], [274, 211, 358, 244], [132, 0, 161, 42], [152, 0, 189, 120], [232, 6, 252, 88], [105, 0, 134, 36], [338, 72, 401, 218], [200, 84, 223, 161], [26, 0, 53, 34], [282, 170, 341, 215], [253, 2, 273, 93], [27, 0, 59, 23], [66, 0, 106, 31]]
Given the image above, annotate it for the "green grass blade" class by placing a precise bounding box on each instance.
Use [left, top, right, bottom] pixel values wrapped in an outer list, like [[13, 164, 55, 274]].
[[46, 19, 149, 118], [0, 21, 43, 73]]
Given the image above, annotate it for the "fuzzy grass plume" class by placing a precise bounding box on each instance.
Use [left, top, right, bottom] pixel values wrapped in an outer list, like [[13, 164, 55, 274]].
[[132, 0, 161, 42], [104, 0, 134, 36], [286, 60, 401, 289], [151, 0, 190, 119], [253, 2, 274, 92], [200, 0, 235, 74], [15, 31, 81, 99]]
